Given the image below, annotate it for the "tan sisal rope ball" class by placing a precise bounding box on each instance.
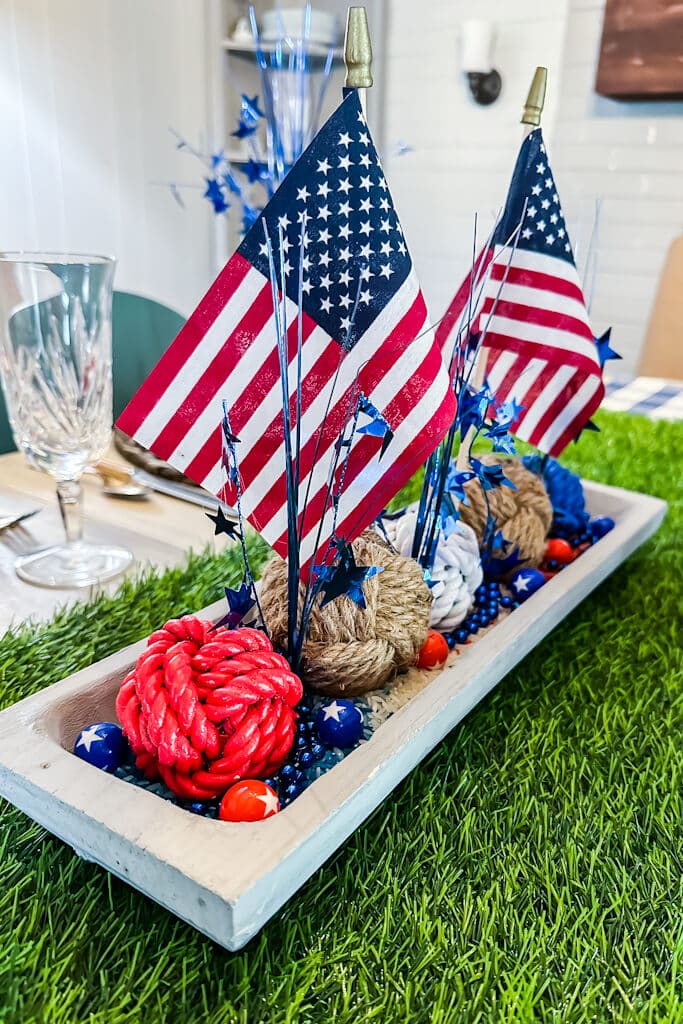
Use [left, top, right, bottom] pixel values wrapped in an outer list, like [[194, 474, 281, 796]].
[[259, 529, 431, 697], [459, 455, 552, 570]]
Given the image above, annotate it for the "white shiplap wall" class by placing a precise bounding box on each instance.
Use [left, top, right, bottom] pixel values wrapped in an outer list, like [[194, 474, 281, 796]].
[[380, 0, 569, 334], [381, 0, 683, 376], [552, 0, 683, 374], [0, 0, 217, 316]]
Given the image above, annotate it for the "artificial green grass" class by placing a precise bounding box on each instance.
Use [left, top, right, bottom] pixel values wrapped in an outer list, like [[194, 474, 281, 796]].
[[0, 410, 681, 1024]]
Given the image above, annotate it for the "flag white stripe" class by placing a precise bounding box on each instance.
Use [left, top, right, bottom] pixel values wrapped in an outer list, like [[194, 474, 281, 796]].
[[168, 295, 297, 470], [491, 244, 585, 293], [537, 373, 602, 451], [480, 278, 592, 328], [513, 364, 578, 438], [297, 355, 451, 566], [253, 299, 429, 546], [198, 322, 334, 495], [485, 350, 518, 392], [133, 267, 267, 449], [479, 313, 599, 365], [238, 270, 422, 525]]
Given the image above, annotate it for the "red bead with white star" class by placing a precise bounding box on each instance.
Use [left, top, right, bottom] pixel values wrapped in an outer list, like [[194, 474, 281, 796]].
[[219, 780, 280, 822]]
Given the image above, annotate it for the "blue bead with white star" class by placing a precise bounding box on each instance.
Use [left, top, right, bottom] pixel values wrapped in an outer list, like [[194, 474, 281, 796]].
[[73, 722, 125, 772], [509, 568, 546, 602], [315, 699, 363, 748]]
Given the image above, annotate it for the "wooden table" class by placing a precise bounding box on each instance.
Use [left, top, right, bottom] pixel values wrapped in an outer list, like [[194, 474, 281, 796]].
[[0, 450, 228, 634]]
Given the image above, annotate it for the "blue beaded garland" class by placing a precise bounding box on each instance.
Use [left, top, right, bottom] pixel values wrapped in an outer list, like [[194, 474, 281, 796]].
[[590, 515, 615, 540]]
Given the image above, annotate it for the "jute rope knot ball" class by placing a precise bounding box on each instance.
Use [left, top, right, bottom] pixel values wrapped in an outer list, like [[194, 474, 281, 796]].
[[458, 455, 553, 571], [116, 616, 302, 800], [259, 529, 431, 696], [383, 509, 483, 632]]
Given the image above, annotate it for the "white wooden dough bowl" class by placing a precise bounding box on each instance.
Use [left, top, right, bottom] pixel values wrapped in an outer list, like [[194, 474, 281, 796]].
[[0, 481, 666, 950]]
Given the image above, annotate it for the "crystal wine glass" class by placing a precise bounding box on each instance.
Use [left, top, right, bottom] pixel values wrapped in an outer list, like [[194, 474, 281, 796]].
[[0, 252, 133, 587]]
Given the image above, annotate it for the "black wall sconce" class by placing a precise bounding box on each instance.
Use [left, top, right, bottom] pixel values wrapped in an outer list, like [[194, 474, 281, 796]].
[[462, 20, 502, 106]]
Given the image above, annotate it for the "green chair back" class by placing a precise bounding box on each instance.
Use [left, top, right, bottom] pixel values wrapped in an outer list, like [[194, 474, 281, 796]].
[[0, 291, 185, 455]]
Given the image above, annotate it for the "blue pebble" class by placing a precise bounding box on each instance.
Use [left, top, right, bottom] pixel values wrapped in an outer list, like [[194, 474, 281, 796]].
[[509, 567, 546, 602], [590, 516, 615, 540], [315, 699, 363, 748], [73, 722, 125, 773]]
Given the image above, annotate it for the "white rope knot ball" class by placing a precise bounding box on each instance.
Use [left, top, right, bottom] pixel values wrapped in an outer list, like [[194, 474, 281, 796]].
[[383, 509, 483, 632]]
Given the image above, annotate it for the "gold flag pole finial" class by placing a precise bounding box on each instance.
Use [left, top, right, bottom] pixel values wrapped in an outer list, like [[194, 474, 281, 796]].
[[344, 6, 373, 90], [521, 66, 547, 127]]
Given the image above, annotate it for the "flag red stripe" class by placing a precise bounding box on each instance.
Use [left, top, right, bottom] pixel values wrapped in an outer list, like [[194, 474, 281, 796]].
[[435, 246, 492, 351], [488, 262, 586, 305], [283, 331, 444, 558], [251, 291, 429, 546], [546, 379, 604, 455], [117, 254, 253, 437], [183, 309, 320, 485], [479, 330, 600, 378], [148, 278, 274, 460], [309, 380, 455, 573], [480, 298, 594, 344]]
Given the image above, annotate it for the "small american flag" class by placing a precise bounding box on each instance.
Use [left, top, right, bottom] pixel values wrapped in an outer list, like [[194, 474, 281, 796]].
[[436, 128, 604, 456], [118, 91, 455, 567]]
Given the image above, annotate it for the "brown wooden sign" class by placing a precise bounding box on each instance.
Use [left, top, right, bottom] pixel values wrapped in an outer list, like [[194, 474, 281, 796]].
[[596, 0, 683, 98]]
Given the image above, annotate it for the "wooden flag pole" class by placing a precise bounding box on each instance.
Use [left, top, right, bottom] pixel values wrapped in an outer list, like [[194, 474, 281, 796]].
[[344, 6, 373, 114], [455, 66, 548, 473]]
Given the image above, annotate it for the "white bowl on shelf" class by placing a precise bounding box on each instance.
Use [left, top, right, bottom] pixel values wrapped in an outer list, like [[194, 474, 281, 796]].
[[260, 8, 340, 47]]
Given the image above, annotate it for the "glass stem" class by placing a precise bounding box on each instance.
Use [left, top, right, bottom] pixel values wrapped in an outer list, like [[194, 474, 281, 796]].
[[57, 479, 83, 546]]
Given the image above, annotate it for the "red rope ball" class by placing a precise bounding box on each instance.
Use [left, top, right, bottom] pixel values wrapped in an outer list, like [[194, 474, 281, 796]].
[[115, 616, 303, 801]]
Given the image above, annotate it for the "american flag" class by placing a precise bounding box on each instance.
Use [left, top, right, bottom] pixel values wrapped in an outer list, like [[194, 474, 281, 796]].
[[118, 91, 455, 567], [435, 128, 604, 456]]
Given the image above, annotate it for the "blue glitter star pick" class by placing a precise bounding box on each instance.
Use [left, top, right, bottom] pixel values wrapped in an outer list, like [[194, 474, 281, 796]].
[[595, 328, 621, 369], [203, 178, 229, 213], [318, 541, 384, 609], [215, 581, 257, 629], [205, 507, 242, 540]]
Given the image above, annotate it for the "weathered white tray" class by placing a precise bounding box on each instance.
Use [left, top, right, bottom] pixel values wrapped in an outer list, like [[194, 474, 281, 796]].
[[0, 481, 666, 950]]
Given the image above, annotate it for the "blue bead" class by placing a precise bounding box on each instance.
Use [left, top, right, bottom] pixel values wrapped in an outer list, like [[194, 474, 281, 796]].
[[590, 516, 615, 540], [315, 699, 363, 748], [295, 734, 308, 748], [512, 600, 520, 609], [479, 615, 490, 628], [500, 595, 513, 608], [73, 722, 125, 773], [263, 777, 276, 790], [280, 763, 296, 780], [509, 568, 546, 602], [548, 560, 559, 571], [299, 751, 314, 767], [188, 802, 207, 815], [284, 783, 300, 801], [311, 742, 325, 761], [487, 602, 498, 615], [296, 719, 307, 733], [446, 634, 456, 649], [468, 621, 479, 634], [456, 628, 469, 643]]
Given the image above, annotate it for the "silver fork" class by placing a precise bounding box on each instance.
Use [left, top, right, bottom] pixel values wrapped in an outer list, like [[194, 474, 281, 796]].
[[0, 508, 41, 531]]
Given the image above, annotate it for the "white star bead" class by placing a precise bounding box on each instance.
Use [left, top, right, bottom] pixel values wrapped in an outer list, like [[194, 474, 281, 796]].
[[76, 725, 105, 753]]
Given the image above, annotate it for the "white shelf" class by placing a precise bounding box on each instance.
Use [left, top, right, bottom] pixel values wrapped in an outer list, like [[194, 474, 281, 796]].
[[222, 37, 343, 68]]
